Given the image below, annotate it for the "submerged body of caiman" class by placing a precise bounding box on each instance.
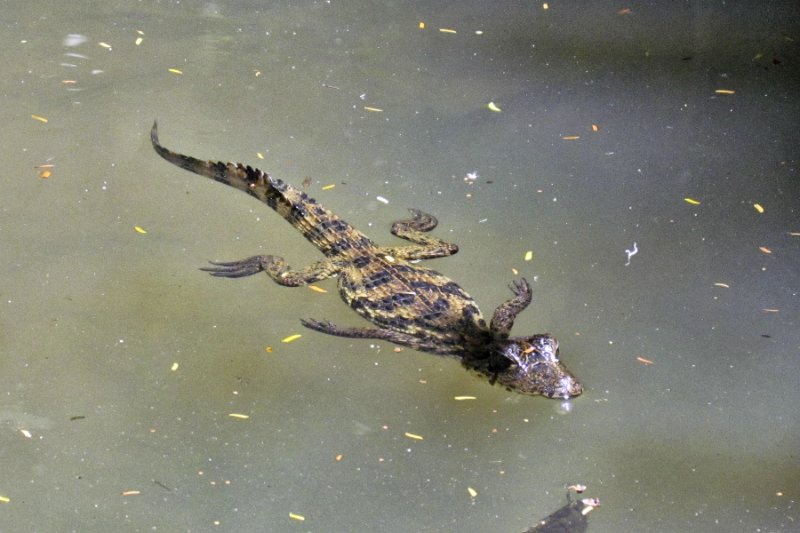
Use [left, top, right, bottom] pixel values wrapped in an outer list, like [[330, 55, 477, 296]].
[[151, 122, 582, 398]]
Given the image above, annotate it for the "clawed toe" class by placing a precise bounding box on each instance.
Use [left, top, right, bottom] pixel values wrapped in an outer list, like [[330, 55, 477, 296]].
[[201, 267, 254, 278], [509, 278, 530, 296], [207, 259, 248, 267], [199, 256, 266, 278], [391, 208, 438, 234], [301, 318, 335, 333]]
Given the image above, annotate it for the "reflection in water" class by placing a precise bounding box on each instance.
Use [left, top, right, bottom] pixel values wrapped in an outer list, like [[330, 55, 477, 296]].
[[525, 485, 600, 533]]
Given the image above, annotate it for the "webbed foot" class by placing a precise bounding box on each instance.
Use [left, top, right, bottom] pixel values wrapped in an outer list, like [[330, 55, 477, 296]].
[[391, 208, 439, 234], [489, 278, 533, 337]]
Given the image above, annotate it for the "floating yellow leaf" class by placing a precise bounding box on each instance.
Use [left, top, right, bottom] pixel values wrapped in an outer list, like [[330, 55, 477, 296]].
[[0, 495, 9, 503], [439, 28, 457, 34], [256, 152, 264, 159], [170, 362, 179, 371], [758, 246, 772, 254], [364, 106, 383, 112], [684, 197, 701, 205], [636, 356, 654, 365], [561, 135, 580, 140], [31, 114, 48, 123], [467, 487, 478, 498], [454, 396, 477, 401], [524, 250, 533, 261], [486, 101, 502, 112], [228, 413, 249, 420], [98, 42, 112, 50], [591, 124, 600, 132], [713, 282, 730, 288], [753, 203, 764, 213], [281, 334, 302, 343], [134, 226, 147, 234], [265, 346, 273, 353], [38, 169, 52, 179], [308, 285, 328, 293], [418, 22, 425, 29], [321, 184, 335, 190], [715, 89, 735, 95], [289, 512, 305, 521], [135, 37, 143, 46], [121, 490, 140, 496], [168, 68, 183, 75], [404, 432, 424, 440]]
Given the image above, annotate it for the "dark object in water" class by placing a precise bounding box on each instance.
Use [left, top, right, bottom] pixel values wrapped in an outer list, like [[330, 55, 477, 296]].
[[524, 487, 600, 532]]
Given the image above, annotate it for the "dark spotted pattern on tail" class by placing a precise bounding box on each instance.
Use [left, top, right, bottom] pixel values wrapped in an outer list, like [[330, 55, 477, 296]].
[[151, 122, 374, 258]]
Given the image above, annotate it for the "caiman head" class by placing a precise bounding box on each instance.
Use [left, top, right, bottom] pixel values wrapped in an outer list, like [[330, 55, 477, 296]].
[[492, 334, 583, 399]]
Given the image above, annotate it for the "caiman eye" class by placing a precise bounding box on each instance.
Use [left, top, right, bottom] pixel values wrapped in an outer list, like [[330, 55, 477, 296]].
[[522, 343, 535, 354]]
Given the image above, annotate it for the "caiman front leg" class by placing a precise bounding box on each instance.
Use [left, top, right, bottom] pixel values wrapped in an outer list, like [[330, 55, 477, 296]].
[[383, 208, 459, 260], [489, 278, 533, 338], [300, 319, 461, 356], [201, 255, 345, 286]]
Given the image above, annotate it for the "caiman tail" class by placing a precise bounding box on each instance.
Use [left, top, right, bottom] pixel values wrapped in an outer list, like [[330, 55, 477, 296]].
[[150, 121, 373, 257]]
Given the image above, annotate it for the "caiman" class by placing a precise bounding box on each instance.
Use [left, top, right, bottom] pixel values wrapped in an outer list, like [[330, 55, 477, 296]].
[[150, 122, 582, 399]]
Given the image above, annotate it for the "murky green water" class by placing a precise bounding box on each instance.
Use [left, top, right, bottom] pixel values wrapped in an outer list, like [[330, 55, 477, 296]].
[[1, 1, 798, 531]]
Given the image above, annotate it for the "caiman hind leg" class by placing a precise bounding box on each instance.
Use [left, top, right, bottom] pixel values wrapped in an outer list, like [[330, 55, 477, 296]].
[[382, 208, 459, 260], [202, 255, 346, 286], [300, 319, 460, 356], [489, 278, 533, 338]]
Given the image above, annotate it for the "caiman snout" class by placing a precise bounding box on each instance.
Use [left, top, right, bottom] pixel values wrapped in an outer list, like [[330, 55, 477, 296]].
[[497, 335, 583, 399]]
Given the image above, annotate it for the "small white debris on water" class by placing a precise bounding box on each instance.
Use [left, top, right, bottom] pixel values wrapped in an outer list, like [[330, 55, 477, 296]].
[[624, 242, 638, 266], [465, 171, 479, 181], [376, 196, 389, 204], [63, 34, 88, 47]]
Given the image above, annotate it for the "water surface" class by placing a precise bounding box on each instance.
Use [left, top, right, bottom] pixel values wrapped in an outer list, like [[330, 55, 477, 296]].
[[1, 1, 798, 531]]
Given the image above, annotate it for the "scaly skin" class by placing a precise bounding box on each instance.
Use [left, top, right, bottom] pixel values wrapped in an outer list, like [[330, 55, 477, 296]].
[[151, 122, 582, 398]]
